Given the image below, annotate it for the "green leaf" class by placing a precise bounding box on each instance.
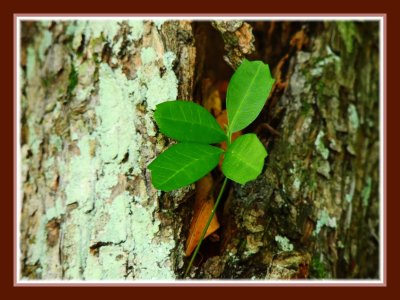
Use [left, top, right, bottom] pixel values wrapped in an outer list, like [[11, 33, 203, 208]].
[[148, 143, 224, 192], [227, 59, 275, 133], [154, 101, 227, 144], [222, 134, 267, 184]]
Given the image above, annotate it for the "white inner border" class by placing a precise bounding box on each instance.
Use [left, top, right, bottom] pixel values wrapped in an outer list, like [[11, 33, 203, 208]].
[[15, 15, 386, 286]]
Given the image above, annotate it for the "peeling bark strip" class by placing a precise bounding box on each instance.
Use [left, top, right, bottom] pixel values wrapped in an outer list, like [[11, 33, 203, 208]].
[[20, 20, 195, 280], [20, 20, 379, 280]]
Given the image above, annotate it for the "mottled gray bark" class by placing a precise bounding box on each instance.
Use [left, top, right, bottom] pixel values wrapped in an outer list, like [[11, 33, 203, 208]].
[[20, 20, 379, 280], [20, 20, 196, 280]]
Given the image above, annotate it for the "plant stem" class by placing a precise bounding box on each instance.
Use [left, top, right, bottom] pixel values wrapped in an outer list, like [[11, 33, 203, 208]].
[[227, 130, 232, 147], [184, 176, 229, 278]]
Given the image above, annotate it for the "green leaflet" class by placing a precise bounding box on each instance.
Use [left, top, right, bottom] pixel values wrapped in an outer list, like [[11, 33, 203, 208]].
[[154, 101, 227, 144], [227, 59, 275, 133], [148, 59, 275, 276], [222, 134, 268, 184], [149, 60, 274, 193], [148, 143, 223, 192]]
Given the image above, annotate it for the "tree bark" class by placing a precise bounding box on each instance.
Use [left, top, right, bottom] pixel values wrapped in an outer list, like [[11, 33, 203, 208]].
[[202, 21, 380, 280], [20, 20, 379, 280], [20, 20, 196, 280]]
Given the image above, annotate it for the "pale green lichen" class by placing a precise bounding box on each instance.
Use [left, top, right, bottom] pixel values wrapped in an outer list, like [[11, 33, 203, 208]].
[[85, 59, 176, 279], [26, 117, 42, 158], [275, 235, 294, 252], [345, 194, 353, 203], [130, 202, 176, 279], [95, 21, 120, 41], [75, 60, 96, 101], [26, 46, 36, 81], [69, 20, 121, 50], [362, 176, 372, 207], [348, 103, 360, 132], [128, 20, 144, 41], [163, 51, 176, 70], [54, 22, 178, 279], [97, 63, 140, 167], [345, 177, 355, 203], [83, 20, 121, 42], [314, 209, 337, 235], [315, 130, 330, 159], [42, 156, 54, 170], [64, 135, 97, 211], [293, 178, 301, 191], [316, 159, 331, 179], [69, 21, 87, 50], [26, 194, 64, 277], [68, 20, 144, 54], [38, 30, 53, 62], [49, 131, 63, 152], [132, 50, 178, 110], [45, 198, 64, 220], [141, 47, 157, 65], [70, 131, 79, 141], [62, 208, 92, 279], [94, 165, 120, 200], [289, 53, 309, 99], [40, 20, 52, 28], [84, 245, 128, 280], [27, 218, 47, 265], [145, 71, 178, 110], [153, 20, 166, 30], [329, 138, 340, 152], [97, 193, 130, 244], [42, 157, 59, 195], [310, 50, 340, 77]]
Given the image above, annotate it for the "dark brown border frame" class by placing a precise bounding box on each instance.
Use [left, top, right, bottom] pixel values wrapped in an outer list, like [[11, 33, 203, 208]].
[[3, 0, 398, 297]]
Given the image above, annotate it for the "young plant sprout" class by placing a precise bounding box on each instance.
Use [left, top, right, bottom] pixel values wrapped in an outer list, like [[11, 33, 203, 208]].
[[147, 59, 275, 277]]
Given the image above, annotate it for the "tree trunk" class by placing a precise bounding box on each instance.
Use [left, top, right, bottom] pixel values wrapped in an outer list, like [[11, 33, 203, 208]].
[[20, 20, 196, 280], [20, 20, 379, 280]]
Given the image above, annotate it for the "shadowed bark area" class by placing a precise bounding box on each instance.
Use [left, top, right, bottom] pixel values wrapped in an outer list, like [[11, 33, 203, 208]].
[[200, 21, 380, 279], [20, 20, 380, 280]]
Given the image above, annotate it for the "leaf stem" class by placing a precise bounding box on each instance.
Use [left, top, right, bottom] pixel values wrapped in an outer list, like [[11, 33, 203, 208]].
[[227, 129, 232, 147], [184, 176, 229, 278]]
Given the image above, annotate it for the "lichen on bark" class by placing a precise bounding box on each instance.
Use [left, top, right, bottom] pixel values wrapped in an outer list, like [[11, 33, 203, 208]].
[[20, 19, 196, 280], [20, 20, 380, 281]]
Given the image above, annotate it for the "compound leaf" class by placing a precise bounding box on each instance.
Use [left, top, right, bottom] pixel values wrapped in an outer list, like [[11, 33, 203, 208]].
[[227, 59, 275, 133], [148, 143, 224, 191], [154, 101, 227, 144], [222, 134, 267, 184]]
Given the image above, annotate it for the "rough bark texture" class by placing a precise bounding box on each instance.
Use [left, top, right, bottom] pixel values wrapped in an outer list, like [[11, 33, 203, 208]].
[[200, 21, 380, 280], [20, 20, 379, 280], [20, 20, 196, 280]]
